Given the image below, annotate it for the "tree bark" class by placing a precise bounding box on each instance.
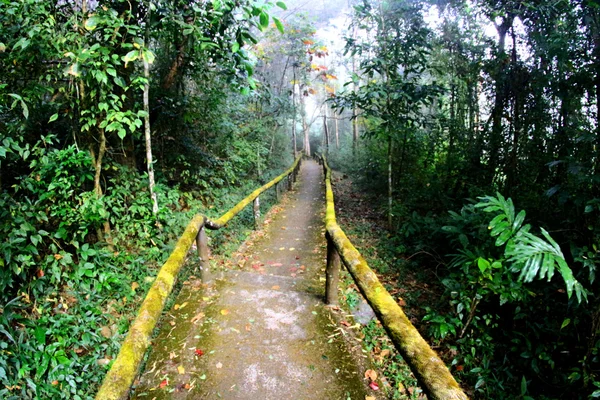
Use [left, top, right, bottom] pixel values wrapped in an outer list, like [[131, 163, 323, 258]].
[[300, 90, 310, 156], [144, 56, 159, 215], [388, 136, 393, 229], [334, 109, 339, 148], [292, 67, 298, 157], [489, 15, 513, 182], [323, 109, 329, 154]]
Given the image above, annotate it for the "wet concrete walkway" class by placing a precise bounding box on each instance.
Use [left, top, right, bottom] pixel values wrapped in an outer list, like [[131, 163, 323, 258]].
[[131, 160, 371, 400]]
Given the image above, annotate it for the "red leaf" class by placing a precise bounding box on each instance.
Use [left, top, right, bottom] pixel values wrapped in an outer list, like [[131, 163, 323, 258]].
[[159, 379, 168, 388], [195, 349, 204, 356], [369, 381, 379, 391]]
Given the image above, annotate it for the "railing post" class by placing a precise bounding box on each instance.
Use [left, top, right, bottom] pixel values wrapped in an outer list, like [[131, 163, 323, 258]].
[[325, 231, 341, 305], [197, 222, 211, 281], [287, 173, 293, 191], [253, 196, 260, 229], [275, 181, 280, 201]]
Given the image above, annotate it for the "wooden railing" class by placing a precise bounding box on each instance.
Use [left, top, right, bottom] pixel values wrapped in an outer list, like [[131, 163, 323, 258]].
[[95, 154, 302, 400], [319, 154, 468, 400]]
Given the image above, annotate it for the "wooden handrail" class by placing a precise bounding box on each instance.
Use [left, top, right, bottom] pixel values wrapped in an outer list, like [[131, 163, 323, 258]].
[[95, 153, 303, 400], [320, 154, 468, 400]]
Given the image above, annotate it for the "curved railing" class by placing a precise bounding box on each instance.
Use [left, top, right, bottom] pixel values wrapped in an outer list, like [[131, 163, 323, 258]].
[[319, 154, 468, 400], [95, 154, 302, 400]]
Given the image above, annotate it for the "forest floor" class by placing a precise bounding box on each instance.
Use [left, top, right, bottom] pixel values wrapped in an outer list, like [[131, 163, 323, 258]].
[[130, 160, 381, 399]]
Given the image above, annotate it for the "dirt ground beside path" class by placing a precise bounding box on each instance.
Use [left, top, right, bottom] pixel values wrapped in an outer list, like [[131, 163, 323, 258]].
[[130, 159, 380, 400]]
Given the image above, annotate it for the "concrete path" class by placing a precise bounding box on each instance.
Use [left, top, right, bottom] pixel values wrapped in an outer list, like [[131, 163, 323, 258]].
[[131, 160, 372, 400]]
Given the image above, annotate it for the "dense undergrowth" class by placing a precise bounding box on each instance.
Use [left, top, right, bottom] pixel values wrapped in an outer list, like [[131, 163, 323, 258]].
[[327, 140, 600, 399], [0, 136, 289, 399]]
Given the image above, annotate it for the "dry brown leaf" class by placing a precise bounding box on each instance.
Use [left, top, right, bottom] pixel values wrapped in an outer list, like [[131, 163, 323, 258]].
[[131, 281, 139, 291], [100, 326, 112, 338], [271, 285, 280, 290], [365, 369, 378, 382], [216, 362, 223, 369], [220, 309, 230, 316]]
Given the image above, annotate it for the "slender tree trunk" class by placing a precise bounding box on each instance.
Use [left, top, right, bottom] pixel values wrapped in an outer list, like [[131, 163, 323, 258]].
[[388, 136, 393, 229], [300, 91, 310, 156], [352, 25, 359, 153], [93, 129, 107, 198], [334, 110, 339, 148], [144, 57, 159, 215], [489, 16, 513, 182], [323, 110, 329, 154], [292, 67, 298, 157]]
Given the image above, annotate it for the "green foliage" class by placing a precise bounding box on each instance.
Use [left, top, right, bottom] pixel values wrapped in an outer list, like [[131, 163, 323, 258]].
[[476, 193, 587, 303]]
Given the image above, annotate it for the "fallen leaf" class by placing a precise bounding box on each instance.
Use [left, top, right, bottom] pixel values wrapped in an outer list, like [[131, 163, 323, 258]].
[[195, 349, 204, 356], [271, 285, 280, 290], [366, 396, 376, 400], [289, 247, 295, 251], [398, 298, 407, 307], [177, 365, 185, 375], [100, 326, 112, 338], [279, 247, 285, 250], [380, 349, 391, 358], [131, 281, 139, 291], [456, 365, 464, 371], [245, 324, 252, 331], [340, 321, 351, 327], [169, 351, 177, 359], [159, 379, 168, 388], [36, 269, 44, 278], [174, 302, 188, 311], [220, 309, 230, 315], [365, 369, 378, 382], [216, 362, 223, 369], [169, 321, 176, 326], [191, 312, 205, 324], [51, 380, 59, 386], [271, 263, 283, 267], [53, 254, 62, 261], [369, 381, 379, 391]]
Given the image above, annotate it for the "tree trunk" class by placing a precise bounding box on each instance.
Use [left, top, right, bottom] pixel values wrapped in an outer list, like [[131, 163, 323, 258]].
[[300, 92, 310, 156], [144, 56, 159, 215], [334, 110, 339, 148], [292, 67, 298, 157], [489, 16, 513, 182], [388, 136, 393, 230], [323, 109, 329, 154]]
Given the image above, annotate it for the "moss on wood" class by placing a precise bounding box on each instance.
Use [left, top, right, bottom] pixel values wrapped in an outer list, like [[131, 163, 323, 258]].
[[95, 155, 302, 400], [322, 156, 468, 400]]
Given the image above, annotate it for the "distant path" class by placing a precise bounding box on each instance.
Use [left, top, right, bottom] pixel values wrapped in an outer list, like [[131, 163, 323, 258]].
[[131, 160, 372, 400]]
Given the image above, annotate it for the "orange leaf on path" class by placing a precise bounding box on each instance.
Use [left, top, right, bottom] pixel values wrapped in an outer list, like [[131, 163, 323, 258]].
[[159, 379, 168, 388], [365, 369, 378, 382]]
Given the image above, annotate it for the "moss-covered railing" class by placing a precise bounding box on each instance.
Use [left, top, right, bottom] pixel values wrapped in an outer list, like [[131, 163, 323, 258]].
[[95, 154, 302, 400], [319, 155, 468, 400]]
